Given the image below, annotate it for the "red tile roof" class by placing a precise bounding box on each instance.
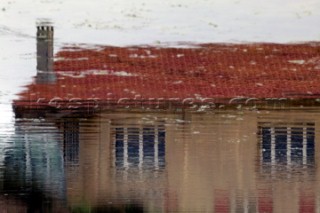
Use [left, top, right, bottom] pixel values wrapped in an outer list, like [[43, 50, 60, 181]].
[[13, 42, 320, 112]]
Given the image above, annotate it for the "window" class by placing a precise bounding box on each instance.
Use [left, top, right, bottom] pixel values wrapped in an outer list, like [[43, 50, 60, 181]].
[[63, 121, 80, 165], [114, 126, 165, 170], [259, 122, 315, 166]]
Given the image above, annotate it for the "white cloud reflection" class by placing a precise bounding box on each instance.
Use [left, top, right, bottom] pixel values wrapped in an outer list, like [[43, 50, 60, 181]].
[[0, 0, 319, 45]]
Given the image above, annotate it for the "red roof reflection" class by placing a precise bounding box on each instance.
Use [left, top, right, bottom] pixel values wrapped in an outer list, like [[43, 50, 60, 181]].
[[13, 42, 320, 112]]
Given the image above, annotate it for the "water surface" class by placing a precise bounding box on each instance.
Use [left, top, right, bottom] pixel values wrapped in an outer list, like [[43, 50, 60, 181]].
[[1, 0, 320, 212], [0, 109, 318, 212]]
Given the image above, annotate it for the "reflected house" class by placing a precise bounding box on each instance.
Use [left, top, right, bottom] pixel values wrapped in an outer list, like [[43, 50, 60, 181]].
[[8, 109, 320, 212], [6, 110, 319, 211], [56, 110, 320, 212], [11, 25, 320, 212], [63, 111, 261, 212]]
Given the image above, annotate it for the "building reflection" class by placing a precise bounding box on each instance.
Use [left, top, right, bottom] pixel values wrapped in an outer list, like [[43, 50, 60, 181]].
[[4, 109, 320, 212], [53, 110, 320, 212], [9, 22, 320, 213], [62, 111, 260, 212], [61, 114, 170, 212], [8, 20, 320, 212]]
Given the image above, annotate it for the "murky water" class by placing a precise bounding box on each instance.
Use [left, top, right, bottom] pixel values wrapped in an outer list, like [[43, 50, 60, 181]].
[[0, 109, 318, 212], [1, 1, 319, 212]]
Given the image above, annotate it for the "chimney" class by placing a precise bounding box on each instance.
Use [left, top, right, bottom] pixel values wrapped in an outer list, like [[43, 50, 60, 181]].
[[36, 23, 56, 83]]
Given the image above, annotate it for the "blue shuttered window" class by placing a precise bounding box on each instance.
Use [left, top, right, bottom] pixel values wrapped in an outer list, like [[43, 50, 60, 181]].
[[260, 123, 315, 165], [115, 126, 165, 170]]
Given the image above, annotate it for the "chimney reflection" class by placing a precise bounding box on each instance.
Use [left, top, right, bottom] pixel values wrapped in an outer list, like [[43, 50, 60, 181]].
[[36, 22, 56, 84]]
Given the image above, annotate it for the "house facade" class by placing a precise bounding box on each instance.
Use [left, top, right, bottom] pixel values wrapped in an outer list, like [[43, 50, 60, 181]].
[[62, 110, 320, 212]]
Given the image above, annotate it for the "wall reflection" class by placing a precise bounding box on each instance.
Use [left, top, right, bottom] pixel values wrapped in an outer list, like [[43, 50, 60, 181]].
[[3, 110, 320, 212], [62, 111, 261, 212], [62, 114, 169, 212], [64, 111, 319, 212]]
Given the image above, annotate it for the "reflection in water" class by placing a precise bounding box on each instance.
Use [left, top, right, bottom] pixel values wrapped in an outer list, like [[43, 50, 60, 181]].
[[36, 23, 56, 84], [114, 126, 165, 171], [1, 119, 66, 212], [259, 122, 315, 175], [64, 120, 80, 166], [1, 110, 320, 212], [257, 113, 317, 213]]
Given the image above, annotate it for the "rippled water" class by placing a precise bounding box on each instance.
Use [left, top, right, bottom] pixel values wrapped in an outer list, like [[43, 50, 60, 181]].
[[0, 109, 318, 212], [1, 1, 319, 212]]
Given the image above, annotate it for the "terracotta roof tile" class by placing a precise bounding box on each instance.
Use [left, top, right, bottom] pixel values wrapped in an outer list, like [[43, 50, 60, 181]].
[[13, 42, 320, 111]]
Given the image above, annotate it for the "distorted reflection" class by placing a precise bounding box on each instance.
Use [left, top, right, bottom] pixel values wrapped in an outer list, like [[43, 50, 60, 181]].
[[36, 23, 56, 84], [0, 119, 66, 212], [257, 112, 317, 213], [259, 122, 315, 168], [2, 110, 320, 212], [62, 114, 168, 212], [114, 126, 165, 171], [5, 119, 65, 196], [63, 120, 80, 166]]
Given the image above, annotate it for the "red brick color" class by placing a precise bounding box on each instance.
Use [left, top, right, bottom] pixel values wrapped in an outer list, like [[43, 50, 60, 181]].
[[14, 42, 320, 111]]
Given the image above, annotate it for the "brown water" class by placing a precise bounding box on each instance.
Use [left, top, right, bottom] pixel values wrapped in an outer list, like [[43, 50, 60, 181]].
[[0, 109, 318, 212]]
